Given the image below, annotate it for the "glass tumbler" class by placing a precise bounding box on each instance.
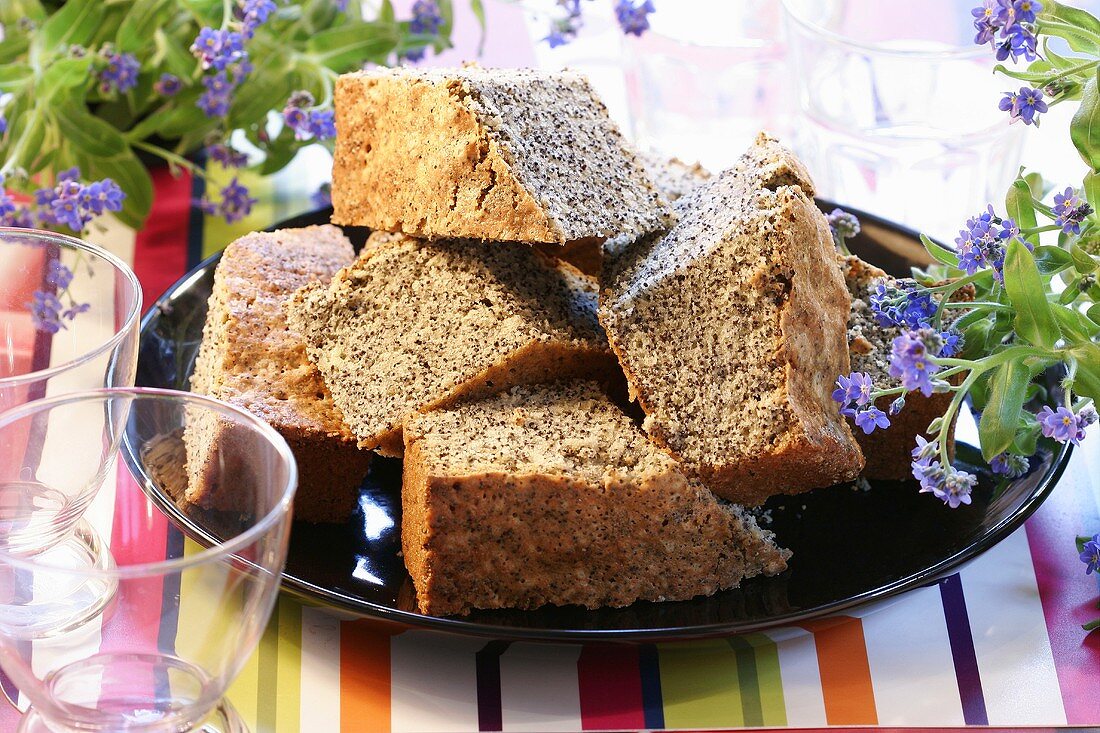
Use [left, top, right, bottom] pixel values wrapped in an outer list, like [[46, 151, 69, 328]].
[[782, 0, 1027, 239], [0, 388, 297, 733], [622, 0, 792, 171], [0, 228, 142, 584]]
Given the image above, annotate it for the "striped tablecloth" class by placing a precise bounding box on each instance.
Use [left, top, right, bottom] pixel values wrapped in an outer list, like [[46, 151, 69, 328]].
[[2, 163, 1098, 732]]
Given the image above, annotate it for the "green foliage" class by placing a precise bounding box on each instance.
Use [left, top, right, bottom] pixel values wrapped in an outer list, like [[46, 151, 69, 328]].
[[0, 0, 458, 227]]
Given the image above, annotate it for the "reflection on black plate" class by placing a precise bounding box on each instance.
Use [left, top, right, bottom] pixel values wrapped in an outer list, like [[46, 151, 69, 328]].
[[134, 204, 1071, 641]]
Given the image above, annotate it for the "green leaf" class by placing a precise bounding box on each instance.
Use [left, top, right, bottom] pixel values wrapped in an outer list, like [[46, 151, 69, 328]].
[[1051, 302, 1095, 340], [1003, 239, 1060, 349], [919, 233, 959, 268], [1070, 342, 1100, 399], [75, 148, 154, 230], [36, 56, 93, 103], [1070, 241, 1097, 272], [0, 34, 30, 66], [0, 63, 32, 93], [1044, 1, 1100, 38], [33, 0, 100, 53], [1087, 302, 1100, 326], [378, 0, 395, 23], [1024, 171, 1046, 198], [1012, 422, 1041, 456], [117, 0, 176, 53], [470, 0, 486, 54], [979, 360, 1032, 461], [1034, 244, 1074, 274], [1006, 179, 1038, 240], [1085, 618, 1100, 633], [55, 106, 127, 157], [1038, 17, 1100, 54], [1086, 171, 1100, 215], [1070, 67, 1100, 170], [992, 62, 1055, 83], [306, 23, 399, 72]]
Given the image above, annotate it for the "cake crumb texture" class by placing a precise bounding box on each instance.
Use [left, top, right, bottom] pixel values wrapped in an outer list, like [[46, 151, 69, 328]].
[[402, 381, 790, 616]]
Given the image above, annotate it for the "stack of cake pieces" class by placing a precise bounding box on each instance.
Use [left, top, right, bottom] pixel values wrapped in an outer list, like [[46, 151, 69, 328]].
[[190, 65, 886, 616]]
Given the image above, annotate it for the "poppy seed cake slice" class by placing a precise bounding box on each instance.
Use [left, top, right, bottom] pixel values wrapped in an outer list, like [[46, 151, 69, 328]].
[[286, 235, 620, 457], [599, 133, 864, 505], [332, 66, 673, 243], [187, 226, 371, 523], [402, 382, 790, 616]]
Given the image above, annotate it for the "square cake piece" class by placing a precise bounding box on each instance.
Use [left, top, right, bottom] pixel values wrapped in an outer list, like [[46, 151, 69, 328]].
[[331, 66, 673, 243], [599, 134, 864, 505], [187, 226, 371, 523], [402, 382, 790, 616], [286, 235, 621, 457]]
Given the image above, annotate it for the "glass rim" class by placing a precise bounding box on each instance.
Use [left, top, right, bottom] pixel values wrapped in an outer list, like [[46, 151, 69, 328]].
[[779, 0, 991, 60], [0, 387, 298, 579], [0, 227, 143, 389]]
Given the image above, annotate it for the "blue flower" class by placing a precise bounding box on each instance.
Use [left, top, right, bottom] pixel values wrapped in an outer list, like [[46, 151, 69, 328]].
[[98, 51, 140, 94], [1037, 405, 1082, 443], [410, 0, 444, 34], [1076, 405, 1098, 443], [990, 452, 1030, 477], [827, 208, 860, 242], [28, 291, 65, 333], [912, 441, 977, 509], [889, 329, 943, 397], [153, 73, 182, 97], [1052, 187, 1092, 235], [1081, 534, 1100, 575], [996, 24, 1039, 61], [208, 144, 250, 169], [544, 0, 584, 47], [941, 469, 978, 508], [614, 0, 655, 36], [308, 110, 336, 140], [200, 178, 258, 223], [854, 406, 891, 434], [1001, 0, 1042, 24], [869, 280, 937, 330], [191, 28, 247, 71], [0, 113, 7, 134], [832, 371, 874, 407], [198, 72, 233, 117], [45, 261, 74, 289], [939, 329, 964, 358], [1003, 86, 1047, 125], [238, 0, 278, 36]]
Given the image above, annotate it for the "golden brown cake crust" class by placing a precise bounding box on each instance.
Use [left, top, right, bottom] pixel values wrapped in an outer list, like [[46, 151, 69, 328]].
[[187, 225, 371, 523], [401, 382, 789, 616], [599, 133, 864, 505], [331, 67, 673, 243]]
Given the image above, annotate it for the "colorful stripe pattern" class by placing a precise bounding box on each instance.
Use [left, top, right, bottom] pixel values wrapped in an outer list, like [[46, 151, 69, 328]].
[[4, 166, 1098, 733]]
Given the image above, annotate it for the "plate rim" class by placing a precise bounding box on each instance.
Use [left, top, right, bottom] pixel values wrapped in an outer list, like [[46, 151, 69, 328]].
[[138, 203, 1072, 641]]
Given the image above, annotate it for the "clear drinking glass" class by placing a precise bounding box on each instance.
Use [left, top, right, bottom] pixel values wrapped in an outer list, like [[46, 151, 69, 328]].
[[622, 0, 792, 171], [0, 228, 142, 581], [781, 0, 1027, 239], [0, 389, 297, 733]]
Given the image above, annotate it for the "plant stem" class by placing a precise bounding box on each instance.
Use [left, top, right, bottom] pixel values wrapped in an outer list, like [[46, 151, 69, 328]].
[[941, 300, 1013, 311], [130, 140, 205, 178], [937, 370, 982, 466]]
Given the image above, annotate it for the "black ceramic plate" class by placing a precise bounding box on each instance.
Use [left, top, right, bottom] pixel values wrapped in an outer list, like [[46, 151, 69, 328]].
[[135, 204, 1071, 641]]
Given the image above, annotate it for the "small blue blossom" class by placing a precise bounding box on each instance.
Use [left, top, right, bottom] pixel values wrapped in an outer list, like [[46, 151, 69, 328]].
[[832, 372, 874, 407], [1076, 405, 1098, 442], [990, 452, 1030, 477], [153, 73, 182, 97], [238, 0, 278, 36], [889, 395, 906, 415], [1001, 86, 1047, 125], [281, 92, 336, 141], [912, 441, 977, 509], [544, 0, 583, 47], [335, 0, 349, 9], [827, 208, 860, 245], [208, 144, 250, 169], [973, 0, 999, 45], [98, 51, 140, 94], [28, 291, 65, 333], [889, 329, 943, 397], [996, 24, 1039, 62], [1037, 405, 1082, 443], [200, 177, 258, 223], [0, 113, 7, 135], [30, 170, 125, 232], [614, 0, 655, 36], [870, 280, 937, 330], [1052, 187, 1093, 235], [198, 72, 233, 117], [1081, 534, 1100, 575], [410, 0, 444, 34], [854, 406, 891, 434], [308, 110, 336, 139], [191, 28, 247, 71], [45, 261, 74, 289], [941, 469, 978, 508], [939, 329, 964, 358], [1001, 0, 1042, 24]]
